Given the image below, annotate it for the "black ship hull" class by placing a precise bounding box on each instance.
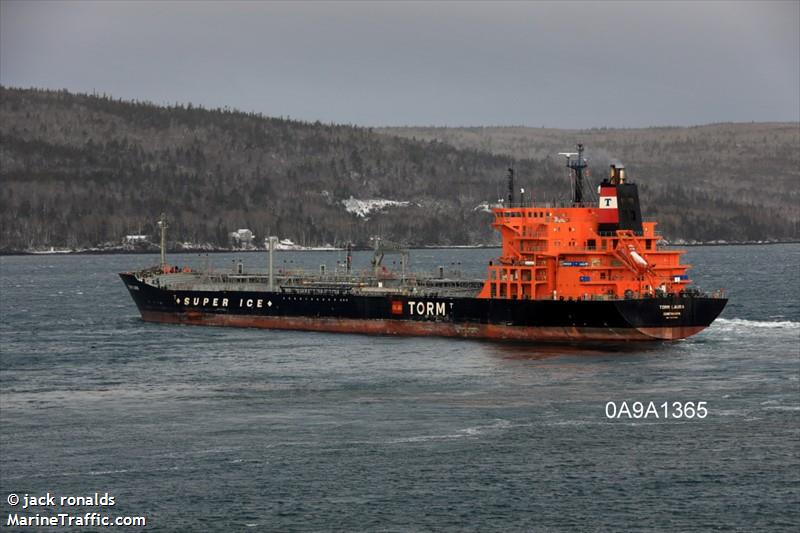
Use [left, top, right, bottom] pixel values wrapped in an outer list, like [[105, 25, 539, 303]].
[[120, 273, 727, 341]]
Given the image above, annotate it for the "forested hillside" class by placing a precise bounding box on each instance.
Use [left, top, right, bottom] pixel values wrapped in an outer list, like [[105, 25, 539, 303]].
[[0, 87, 520, 252], [1, 87, 797, 252]]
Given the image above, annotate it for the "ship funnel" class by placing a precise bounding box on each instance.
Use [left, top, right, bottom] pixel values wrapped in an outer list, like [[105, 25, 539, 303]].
[[610, 163, 626, 184]]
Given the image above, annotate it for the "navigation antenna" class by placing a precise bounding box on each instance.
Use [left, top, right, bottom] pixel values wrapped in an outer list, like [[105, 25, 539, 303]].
[[559, 143, 588, 205], [157, 213, 168, 271], [507, 167, 515, 207]]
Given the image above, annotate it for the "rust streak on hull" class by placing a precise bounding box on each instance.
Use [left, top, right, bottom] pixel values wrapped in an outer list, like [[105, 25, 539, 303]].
[[635, 325, 705, 340]]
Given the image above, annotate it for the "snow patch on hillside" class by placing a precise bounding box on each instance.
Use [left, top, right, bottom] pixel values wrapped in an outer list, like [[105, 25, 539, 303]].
[[343, 197, 412, 218], [473, 201, 502, 213]]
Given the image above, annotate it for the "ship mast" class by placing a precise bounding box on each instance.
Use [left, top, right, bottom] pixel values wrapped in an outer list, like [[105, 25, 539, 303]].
[[507, 167, 515, 207], [157, 213, 168, 271], [267, 236, 278, 291], [559, 143, 588, 205]]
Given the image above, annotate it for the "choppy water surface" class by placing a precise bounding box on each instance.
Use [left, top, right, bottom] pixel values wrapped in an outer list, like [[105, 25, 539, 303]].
[[1, 245, 798, 531]]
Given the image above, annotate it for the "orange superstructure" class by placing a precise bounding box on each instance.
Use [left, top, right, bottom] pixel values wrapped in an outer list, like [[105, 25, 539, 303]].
[[478, 145, 690, 302]]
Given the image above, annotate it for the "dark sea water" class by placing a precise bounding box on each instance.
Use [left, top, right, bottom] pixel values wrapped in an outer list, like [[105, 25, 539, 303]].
[[1, 245, 798, 532]]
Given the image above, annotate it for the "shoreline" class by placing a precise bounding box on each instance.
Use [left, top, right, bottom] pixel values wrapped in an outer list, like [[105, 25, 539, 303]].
[[1, 240, 798, 257]]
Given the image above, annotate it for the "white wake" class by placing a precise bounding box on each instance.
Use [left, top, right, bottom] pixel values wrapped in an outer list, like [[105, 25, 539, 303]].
[[713, 318, 799, 330]]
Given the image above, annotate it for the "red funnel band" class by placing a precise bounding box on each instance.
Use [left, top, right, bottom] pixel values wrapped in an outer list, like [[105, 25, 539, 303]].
[[598, 186, 619, 223]]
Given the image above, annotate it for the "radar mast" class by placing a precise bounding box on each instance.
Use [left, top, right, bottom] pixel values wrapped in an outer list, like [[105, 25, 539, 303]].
[[559, 143, 588, 205]]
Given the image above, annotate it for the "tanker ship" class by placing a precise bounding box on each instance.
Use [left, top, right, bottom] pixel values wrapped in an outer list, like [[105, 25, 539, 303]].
[[121, 145, 726, 341]]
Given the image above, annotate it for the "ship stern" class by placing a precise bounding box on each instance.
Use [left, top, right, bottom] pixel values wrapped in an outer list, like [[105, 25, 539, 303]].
[[614, 295, 727, 340]]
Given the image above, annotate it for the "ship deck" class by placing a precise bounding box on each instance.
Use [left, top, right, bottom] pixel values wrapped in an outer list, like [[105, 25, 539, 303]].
[[139, 270, 486, 298]]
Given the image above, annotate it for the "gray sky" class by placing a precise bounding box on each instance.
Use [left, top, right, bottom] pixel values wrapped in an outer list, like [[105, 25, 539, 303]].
[[1, 0, 798, 128]]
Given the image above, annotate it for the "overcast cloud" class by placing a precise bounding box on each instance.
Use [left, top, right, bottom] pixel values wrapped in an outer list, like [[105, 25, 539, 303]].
[[1, 0, 798, 128]]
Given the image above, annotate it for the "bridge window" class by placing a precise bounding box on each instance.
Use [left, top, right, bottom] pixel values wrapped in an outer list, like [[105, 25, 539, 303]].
[[587, 239, 596, 250]]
